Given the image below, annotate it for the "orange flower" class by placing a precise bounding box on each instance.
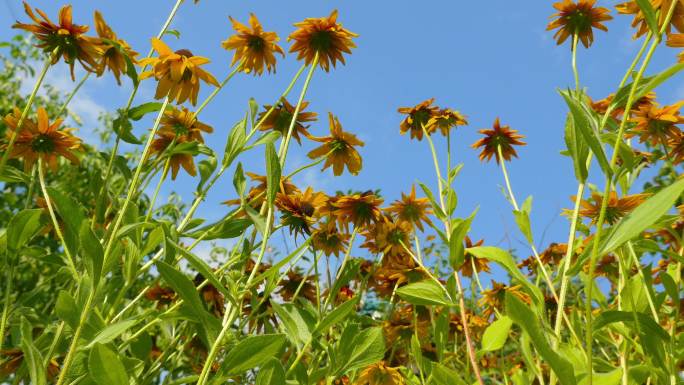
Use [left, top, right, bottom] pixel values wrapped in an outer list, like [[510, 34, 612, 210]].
[[427, 108, 468, 136], [547, 0, 612, 48], [139, 39, 219, 105], [667, 131, 684, 164], [479, 281, 531, 318], [258, 99, 318, 144], [397, 98, 439, 140], [332, 191, 384, 230], [667, 33, 684, 62], [471, 118, 526, 163], [385, 185, 432, 232], [2, 107, 81, 171], [361, 217, 413, 257], [13, 2, 101, 79], [222, 13, 284, 75], [354, 362, 405, 385], [307, 113, 364, 176], [460, 236, 489, 277], [278, 270, 317, 303], [576, 191, 649, 225], [628, 102, 684, 145], [288, 10, 358, 72], [617, 0, 684, 38], [160, 107, 214, 140], [276, 187, 328, 237], [311, 221, 351, 258], [93, 11, 139, 84]]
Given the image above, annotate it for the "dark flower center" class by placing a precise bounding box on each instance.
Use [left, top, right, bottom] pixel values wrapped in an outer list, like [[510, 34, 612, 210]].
[[412, 109, 432, 130], [248, 36, 266, 51], [31, 134, 56, 153], [310, 30, 333, 52], [566, 9, 592, 34], [175, 49, 194, 57]]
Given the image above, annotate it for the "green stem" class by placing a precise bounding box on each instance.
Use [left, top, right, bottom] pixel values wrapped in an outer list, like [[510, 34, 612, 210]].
[[571, 34, 580, 91], [24, 166, 36, 209], [56, 72, 90, 118], [0, 51, 54, 174], [322, 229, 357, 310], [585, 3, 676, 379], [54, 290, 95, 385], [193, 61, 243, 118], [143, 157, 171, 223], [0, 265, 13, 353]]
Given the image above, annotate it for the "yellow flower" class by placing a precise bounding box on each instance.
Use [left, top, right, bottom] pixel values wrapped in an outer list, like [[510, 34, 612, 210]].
[[288, 10, 358, 72], [2, 107, 81, 171], [331, 191, 384, 230], [617, 0, 684, 38], [667, 33, 684, 62], [93, 11, 139, 85], [311, 221, 351, 258], [577, 192, 649, 225], [13, 2, 101, 80], [276, 187, 328, 237], [427, 108, 468, 136], [307, 113, 364, 176], [385, 185, 432, 232], [354, 362, 405, 385], [139, 38, 220, 105], [222, 13, 285, 75], [397, 98, 439, 141], [546, 0, 612, 48], [471, 118, 526, 163], [628, 102, 684, 146], [258, 99, 318, 144]]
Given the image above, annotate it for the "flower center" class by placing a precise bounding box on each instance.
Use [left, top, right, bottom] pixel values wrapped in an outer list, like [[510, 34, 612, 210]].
[[31, 134, 56, 153], [310, 30, 333, 52], [247, 36, 266, 51], [175, 49, 194, 58]]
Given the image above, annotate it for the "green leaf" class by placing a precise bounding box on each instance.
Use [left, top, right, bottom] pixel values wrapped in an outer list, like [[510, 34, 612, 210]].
[[445, 188, 457, 216], [7, 209, 44, 252], [249, 97, 259, 127], [20, 317, 46, 385], [430, 362, 467, 385], [579, 368, 623, 385], [46, 187, 86, 255], [448, 210, 477, 269], [128, 102, 165, 121], [418, 182, 446, 220], [271, 302, 312, 346], [197, 155, 217, 192], [245, 205, 267, 235], [635, 0, 658, 34], [396, 279, 452, 307], [171, 241, 233, 303], [55, 290, 79, 328], [164, 29, 181, 39], [88, 343, 129, 385], [480, 316, 512, 352], [564, 113, 589, 182], [505, 293, 576, 385], [123, 53, 138, 86], [467, 246, 544, 305], [112, 111, 141, 145], [337, 326, 385, 375], [183, 217, 251, 240], [255, 358, 286, 385], [514, 196, 534, 244], [593, 311, 669, 340], [219, 334, 286, 376], [559, 89, 611, 177], [79, 222, 104, 286], [314, 296, 359, 336], [265, 142, 281, 206], [250, 131, 281, 148], [84, 319, 138, 349], [600, 178, 684, 255], [614, 63, 684, 107], [223, 116, 247, 167], [233, 162, 246, 198]]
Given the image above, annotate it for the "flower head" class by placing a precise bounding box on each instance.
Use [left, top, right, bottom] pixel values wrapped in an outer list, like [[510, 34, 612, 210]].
[[397, 98, 439, 140], [667, 33, 684, 62], [628, 102, 684, 146], [479, 281, 531, 318], [288, 10, 358, 72], [386, 185, 432, 232], [258, 99, 317, 144], [139, 38, 220, 105], [361, 217, 413, 257], [427, 108, 468, 136], [93, 11, 139, 84], [2, 107, 81, 171], [460, 236, 489, 277], [222, 13, 284, 75], [617, 0, 684, 38], [278, 270, 317, 303], [332, 191, 384, 230], [276, 187, 328, 237], [307, 112, 364, 176], [355, 362, 405, 385], [13, 2, 101, 79], [667, 131, 684, 164], [311, 221, 351, 258], [471, 118, 526, 163], [160, 107, 213, 140], [576, 191, 649, 224], [547, 0, 612, 48]]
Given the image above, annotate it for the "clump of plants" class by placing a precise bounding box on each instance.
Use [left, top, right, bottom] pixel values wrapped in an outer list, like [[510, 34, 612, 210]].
[[0, 1, 683, 384]]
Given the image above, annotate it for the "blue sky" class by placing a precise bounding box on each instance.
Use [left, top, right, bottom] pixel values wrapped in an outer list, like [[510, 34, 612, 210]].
[[1, 1, 683, 274]]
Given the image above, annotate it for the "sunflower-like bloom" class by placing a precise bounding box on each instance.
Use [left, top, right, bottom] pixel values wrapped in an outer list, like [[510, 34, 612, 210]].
[[307, 112, 364, 176], [667, 33, 684, 62], [139, 39, 219, 105], [278, 270, 317, 303], [2, 107, 81, 171], [311, 221, 351, 258], [288, 10, 358, 72], [479, 281, 531, 319], [617, 0, 684, 38], [576, 191, 649, 225], [460, 236, 489, 277], [258, 99, 318, 144], [222, 13, 285, 75], [427, 108, 468, 136], [361, 217, 413, 257], [397, 98, 439, 140], [145, 284, 176, 307], [667, 131, 684, 164], [332, 191, 384, 230], [150, 108, 213, 180], [627, 102, 684, 145], [472, 118, 526, 163], [276, 187, 328, 237], [13, 2, 101, 79], [589, 91, 657, 119], [385, 185, 432, 232], [546, 0, 612, 48], [519, 242, 567, 273], [92, 11, 139, 85], [224, 172, 301, 209], [354, 362, 405, 385]]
